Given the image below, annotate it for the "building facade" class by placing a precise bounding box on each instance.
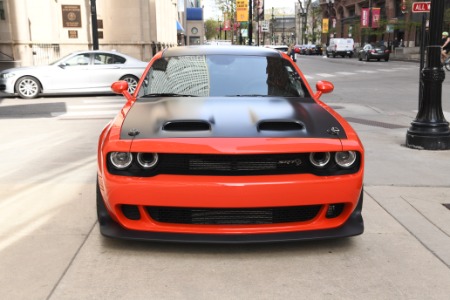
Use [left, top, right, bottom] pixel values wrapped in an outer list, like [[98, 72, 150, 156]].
[[319, 0, 450, 48], [0, 0, 181, 68]]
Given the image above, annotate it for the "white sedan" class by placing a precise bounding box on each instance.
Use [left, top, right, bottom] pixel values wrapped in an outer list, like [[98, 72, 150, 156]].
[[0, 50, 148, 99]]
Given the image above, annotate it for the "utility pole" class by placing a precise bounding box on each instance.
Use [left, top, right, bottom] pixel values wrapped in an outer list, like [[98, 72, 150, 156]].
[[90, 0, 99, 50]]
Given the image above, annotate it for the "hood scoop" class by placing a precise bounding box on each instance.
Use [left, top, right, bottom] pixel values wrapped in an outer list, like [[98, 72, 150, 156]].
[[163, 120, 211, 132], [257, 120, 305, 132]]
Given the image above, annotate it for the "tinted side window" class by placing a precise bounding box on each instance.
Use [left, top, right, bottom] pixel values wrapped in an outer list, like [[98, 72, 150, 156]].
[[94, 53, 126, 65]]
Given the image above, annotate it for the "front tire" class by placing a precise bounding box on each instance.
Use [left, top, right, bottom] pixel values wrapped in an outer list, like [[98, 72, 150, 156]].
[[120, 75, 139, 94], [15, 76, 40, 99]]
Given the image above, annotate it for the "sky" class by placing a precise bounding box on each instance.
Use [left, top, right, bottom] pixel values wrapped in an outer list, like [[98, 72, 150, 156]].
[[202, 0, 296, 20]]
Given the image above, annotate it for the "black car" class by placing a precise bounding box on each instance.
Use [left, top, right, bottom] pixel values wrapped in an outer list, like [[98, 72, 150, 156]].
[[358, 44, 390, 62], [306, 45, 323, 55]]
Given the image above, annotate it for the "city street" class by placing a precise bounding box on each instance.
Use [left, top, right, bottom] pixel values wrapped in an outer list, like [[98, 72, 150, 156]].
[[1, 56, 450, 299]]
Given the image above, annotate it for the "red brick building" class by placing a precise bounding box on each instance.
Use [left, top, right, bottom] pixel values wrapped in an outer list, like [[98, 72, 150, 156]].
[[320, 0, 449, 47]]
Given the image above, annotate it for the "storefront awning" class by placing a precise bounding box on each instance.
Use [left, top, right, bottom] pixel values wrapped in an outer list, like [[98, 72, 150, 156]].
[[176, 20, 185, 33]]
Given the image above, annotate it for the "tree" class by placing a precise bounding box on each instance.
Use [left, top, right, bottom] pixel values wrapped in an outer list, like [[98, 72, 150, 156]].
[[205, 19, 220, 41], [298, 0, 312, 44]]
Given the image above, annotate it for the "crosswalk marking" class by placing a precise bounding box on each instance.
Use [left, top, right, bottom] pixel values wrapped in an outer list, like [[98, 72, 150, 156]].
[[82, 99, 124, 104], [316, 73, 336, 78], [68, 104, 123, 110], [336, 72, 357, 76], [376, 69, 396, 72], [356, 70, 376, 74], [53, 110, 119, 119]]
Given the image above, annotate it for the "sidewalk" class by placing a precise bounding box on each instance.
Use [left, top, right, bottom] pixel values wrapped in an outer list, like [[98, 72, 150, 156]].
[[337, 103, 450, 270]]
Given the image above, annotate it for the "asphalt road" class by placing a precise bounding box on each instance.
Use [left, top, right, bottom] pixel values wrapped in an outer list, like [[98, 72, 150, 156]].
[[0, 56, 449, 299]]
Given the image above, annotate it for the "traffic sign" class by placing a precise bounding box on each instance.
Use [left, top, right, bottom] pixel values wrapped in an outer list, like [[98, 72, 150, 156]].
[[412, 2, 431, 13]]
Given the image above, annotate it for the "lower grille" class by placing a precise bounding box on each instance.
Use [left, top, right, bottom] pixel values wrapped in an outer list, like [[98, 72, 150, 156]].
[[121, 204, 141, 220], [146, 205, 321, 225]]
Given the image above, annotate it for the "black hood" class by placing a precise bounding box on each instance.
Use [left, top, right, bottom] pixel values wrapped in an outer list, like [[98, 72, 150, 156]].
[[120, 97, 346, 139]]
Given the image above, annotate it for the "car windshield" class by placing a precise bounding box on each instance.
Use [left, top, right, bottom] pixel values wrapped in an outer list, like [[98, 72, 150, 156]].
[[137, 55, 310, 98]]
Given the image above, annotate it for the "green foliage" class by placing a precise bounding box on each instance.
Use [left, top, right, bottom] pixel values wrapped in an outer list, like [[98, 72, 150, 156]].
[[205, 19, 220, 40]]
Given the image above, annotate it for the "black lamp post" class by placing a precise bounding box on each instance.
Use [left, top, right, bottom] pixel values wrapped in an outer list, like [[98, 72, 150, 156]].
[[90, 0, 99, 50], [326, 0, 334, 45], [271, 7, 274, 45], [405, 0, 450, 150], [248, 0, 253, 45]]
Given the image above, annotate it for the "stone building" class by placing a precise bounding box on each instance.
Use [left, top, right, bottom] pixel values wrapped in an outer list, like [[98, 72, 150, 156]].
[[0, 0, 180, 69]]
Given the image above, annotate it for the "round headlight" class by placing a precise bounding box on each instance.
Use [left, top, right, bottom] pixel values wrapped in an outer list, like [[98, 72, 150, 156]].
[[110, 152, 132, 169], [309, 152, 331, 168], [137, 152, 159, 169], [335, 151, 357, 168]]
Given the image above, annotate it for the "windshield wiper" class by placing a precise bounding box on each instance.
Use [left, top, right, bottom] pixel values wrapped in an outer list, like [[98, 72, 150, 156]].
[[142, 93, 197, 97]]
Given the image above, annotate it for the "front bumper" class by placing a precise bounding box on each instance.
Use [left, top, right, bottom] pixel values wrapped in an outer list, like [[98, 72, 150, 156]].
[[97, 188, 364, 243]]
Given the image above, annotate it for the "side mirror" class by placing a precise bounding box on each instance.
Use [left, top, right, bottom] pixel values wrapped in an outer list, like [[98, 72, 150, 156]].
[[111, 81, 132, 101], [314, 80, 334, 98]]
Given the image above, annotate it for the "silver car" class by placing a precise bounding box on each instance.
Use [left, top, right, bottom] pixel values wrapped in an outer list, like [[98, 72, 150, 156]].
[[0, 50, 148, 99]]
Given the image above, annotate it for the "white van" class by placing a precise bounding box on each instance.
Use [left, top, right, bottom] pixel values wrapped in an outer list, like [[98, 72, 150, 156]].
[[326, 38, 354, 58]]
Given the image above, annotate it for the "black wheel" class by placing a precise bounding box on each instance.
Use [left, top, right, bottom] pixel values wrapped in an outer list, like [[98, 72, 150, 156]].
[[377, 59, 380, 62], [444, 59, 450, 71], [120, 75, 139, 94], [15, 76, 40, 99]]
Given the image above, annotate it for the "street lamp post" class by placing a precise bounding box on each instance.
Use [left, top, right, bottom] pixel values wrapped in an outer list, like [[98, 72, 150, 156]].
[[298, 5, 306, 45], [90, 0, 99, 50], [326, 0, 334, 45], [405, 0, 450, 150]]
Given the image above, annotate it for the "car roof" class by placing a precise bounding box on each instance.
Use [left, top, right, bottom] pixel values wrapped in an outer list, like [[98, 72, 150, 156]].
[[162, 45, 283, 58]]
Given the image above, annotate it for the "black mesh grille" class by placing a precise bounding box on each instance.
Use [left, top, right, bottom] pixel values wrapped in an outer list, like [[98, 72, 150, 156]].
[[157, 153, 309, 175], [325, 203, 345, 218], [146, 205, 321, 225]]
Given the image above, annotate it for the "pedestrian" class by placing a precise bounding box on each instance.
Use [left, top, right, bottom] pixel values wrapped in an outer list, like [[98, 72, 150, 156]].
[[393, 38, 399, 49], [288, 44, 296, 62], [441, 31, 450, 62]]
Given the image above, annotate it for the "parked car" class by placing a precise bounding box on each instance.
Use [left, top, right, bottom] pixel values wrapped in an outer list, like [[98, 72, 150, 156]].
[[300, 45, 309, 55], [326, 38, 355, 58], [358, 44, 390, 62], [265, 45, 289, 54], [96, 45, 365, 243], [306, 45, 323, 55], [0, 50, 147, 99]]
